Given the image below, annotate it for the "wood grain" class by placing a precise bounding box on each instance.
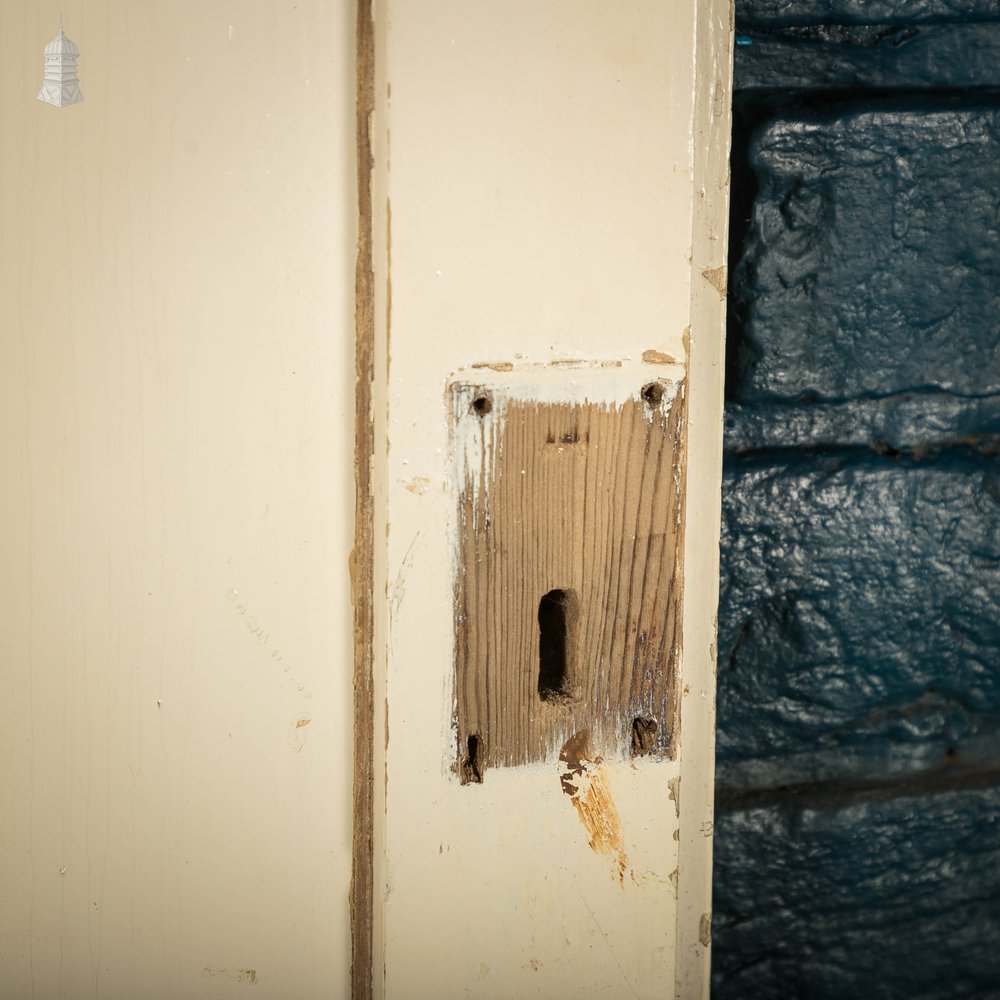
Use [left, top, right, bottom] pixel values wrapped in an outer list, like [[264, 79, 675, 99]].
[[453, 382, 687, 779]]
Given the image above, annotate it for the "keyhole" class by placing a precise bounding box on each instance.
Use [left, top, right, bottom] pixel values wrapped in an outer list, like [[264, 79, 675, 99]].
[[462, 733, 483, 784], [538, 589, 577, 702]]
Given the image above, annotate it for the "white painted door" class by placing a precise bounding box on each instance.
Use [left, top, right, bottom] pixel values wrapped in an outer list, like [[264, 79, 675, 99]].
[[356, 3, 733, 998], [0, 4, 356, 998], [0, 4, 731, 998]]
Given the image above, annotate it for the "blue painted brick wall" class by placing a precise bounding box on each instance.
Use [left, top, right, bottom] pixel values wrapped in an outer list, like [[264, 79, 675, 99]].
[[715, 3, 1000, 996]]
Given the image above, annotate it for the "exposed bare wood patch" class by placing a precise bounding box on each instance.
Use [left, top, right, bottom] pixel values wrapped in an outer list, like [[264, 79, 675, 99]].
[[559, 732, 629, 884], [351, 0, 375, 996], [642, 349, 676, 365], [699, 912, 712, 948], [471, 361, 515, 372], [700, 264, 728, 296], [668, 775, 681, 819], [452, 380, 687, 778]]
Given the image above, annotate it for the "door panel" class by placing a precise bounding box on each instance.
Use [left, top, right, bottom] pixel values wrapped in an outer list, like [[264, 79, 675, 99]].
[[0, 5, 356, 997]]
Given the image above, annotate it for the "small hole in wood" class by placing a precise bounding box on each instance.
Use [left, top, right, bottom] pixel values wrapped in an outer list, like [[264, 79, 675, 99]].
[[538, 589, 577, 702], [631, 716, 658, 757], [471, 394, 492, 416], [641, 382, 664, 408], [462, 733, 483, 784]]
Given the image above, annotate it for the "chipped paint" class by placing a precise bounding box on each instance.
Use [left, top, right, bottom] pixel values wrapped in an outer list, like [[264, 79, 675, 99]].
[[470, 361, 514, 372], [668, 775, 681, 819], [403, 476, 430, 495], [559, 733, 629, 885], [642, 349, 677, 365], [700, 265, 727, 296]]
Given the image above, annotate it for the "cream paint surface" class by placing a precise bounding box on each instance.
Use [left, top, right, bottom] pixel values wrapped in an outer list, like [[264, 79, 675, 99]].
[[371, 2, 731, 997], [0, 3, 355, 998]]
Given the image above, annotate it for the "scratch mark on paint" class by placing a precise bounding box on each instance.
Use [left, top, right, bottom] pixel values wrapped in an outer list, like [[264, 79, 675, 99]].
[[699, 912, 712, 947], [573, 882, 640, 999], [226, 589, 313, 701], [559, 732, 629, 885], [390, 532, 420, 617], [636, 869, 670, 887], [201, 967, 258, 985], [471, 361, 514, 372]]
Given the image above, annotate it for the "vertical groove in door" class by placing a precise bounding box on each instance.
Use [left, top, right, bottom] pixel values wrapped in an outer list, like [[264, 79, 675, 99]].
[[351, 0, 376, 996]]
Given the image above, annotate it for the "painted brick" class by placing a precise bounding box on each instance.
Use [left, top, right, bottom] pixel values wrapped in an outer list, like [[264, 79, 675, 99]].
[[730, 105, 1000, 402], [712, 788, 1000, 999], [716, 9, 1000, 993], [717, 451, 1000, 786]]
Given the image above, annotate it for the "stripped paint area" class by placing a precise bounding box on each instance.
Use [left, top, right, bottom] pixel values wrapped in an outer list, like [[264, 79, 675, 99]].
[[451, 367, 688, 779], [559, 732, 629, 885], [642, 348, 677, 365], [701, 264, 728, 296]]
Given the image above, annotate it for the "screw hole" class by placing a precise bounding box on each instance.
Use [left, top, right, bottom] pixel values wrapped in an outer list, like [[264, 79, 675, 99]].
[[641, 382, 664, 407], [462, 733, 484, 784], [471, 394, 492, 416], [631, 716, 658, 757]]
